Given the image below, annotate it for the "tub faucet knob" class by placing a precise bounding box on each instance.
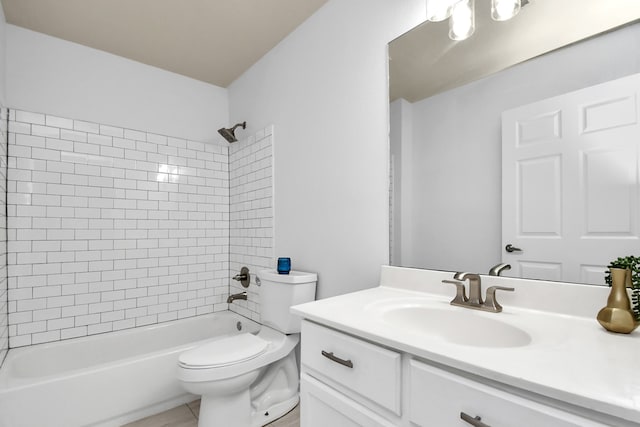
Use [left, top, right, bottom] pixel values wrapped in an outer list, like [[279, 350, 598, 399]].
[[233, 267, 250, 288]]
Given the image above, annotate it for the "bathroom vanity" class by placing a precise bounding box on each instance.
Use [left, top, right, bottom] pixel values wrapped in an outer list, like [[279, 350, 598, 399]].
[[291, 266, 640, 427]]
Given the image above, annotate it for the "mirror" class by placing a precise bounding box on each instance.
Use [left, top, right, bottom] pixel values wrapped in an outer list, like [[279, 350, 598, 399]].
[[389, 0, 640, 284]]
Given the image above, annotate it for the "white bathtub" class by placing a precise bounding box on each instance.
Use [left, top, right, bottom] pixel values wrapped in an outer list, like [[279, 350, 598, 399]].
[[0, 312, 260, 427]]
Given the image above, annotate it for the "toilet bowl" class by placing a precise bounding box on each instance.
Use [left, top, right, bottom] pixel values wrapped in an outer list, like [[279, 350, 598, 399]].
[[177, 270, 317, 427]]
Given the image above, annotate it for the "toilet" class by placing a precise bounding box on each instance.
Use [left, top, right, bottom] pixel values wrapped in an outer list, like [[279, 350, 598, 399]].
[[177, 270, 317, 427]]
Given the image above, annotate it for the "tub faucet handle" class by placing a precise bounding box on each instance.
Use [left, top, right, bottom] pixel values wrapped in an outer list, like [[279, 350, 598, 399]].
[[233, 267, 250, 288]]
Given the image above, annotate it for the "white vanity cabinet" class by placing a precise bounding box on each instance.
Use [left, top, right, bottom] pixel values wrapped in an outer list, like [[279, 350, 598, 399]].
[[293, 267, 640, 426], [300, 320, 614, 427]]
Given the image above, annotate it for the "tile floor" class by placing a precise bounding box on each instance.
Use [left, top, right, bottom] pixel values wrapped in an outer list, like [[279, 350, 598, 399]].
[[122, 400, 300, 427]]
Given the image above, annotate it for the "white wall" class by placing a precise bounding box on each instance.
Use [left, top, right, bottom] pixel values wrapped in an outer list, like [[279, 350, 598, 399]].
[[6, 25, 228, 144], [228, 0, 425, 299], [400, 23, 640, 273]]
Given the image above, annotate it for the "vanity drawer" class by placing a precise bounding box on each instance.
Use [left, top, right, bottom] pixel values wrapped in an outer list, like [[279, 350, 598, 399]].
[[409, 360, 607, 427], [301, 320, 401, 415]]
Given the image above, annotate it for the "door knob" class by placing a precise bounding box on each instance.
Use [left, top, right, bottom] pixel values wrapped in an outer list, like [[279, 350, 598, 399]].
[[505, 244, 522, 253]]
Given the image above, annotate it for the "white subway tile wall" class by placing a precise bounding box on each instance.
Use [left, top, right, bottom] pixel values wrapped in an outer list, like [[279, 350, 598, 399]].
[[0, 107, 8, 366], [228, 128, 274, 322], [7, 110, 231, 347]]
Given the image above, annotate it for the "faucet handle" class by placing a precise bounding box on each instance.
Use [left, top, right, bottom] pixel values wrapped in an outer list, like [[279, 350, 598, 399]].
[[443, 280, 468, 305], [484, 286, 514, 312]]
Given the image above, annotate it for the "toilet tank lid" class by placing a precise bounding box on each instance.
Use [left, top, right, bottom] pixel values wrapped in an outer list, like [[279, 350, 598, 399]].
[[258, 270, 317, 284]]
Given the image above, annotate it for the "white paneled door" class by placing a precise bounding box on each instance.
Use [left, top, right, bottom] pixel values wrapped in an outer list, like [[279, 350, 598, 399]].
[[502, 73, 640, 284]]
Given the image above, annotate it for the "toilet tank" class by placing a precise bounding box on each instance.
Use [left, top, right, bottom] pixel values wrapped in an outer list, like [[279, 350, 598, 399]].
[[257, 270, 317, 334]]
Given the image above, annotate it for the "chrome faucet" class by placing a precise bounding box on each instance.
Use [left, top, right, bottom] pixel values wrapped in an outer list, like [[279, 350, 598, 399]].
[[227, 292, 247, 304], [489, 263, 511, 276], [443, 272, 514, 313]]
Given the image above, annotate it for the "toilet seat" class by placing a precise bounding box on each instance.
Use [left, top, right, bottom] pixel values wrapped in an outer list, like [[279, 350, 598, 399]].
[[177, 327, 299, 383], [178, 333, 269, 369]]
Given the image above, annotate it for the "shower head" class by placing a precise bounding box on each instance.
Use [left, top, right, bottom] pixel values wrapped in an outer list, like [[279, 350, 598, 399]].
[[217, 121, 246, 143]]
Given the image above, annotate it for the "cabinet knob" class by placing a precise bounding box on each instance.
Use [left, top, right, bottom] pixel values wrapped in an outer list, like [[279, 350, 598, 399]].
[[461, 412, 491, 427]]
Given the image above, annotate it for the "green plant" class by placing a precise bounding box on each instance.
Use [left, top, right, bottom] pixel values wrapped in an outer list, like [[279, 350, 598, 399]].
[[605, 256, 640, 320]]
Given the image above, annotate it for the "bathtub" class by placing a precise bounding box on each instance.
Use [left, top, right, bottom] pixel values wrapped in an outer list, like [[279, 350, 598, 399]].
[[0, 311, 260, 427]]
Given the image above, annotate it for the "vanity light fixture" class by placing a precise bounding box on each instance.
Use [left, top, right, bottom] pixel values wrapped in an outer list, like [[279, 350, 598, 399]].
[[491, 0, 522, 21], [426, 0, 528, 41], [449, 0, 475, 41]]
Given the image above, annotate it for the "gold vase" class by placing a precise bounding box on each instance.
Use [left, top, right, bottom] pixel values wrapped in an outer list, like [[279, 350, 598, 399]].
[[597, 268, 638, 334]]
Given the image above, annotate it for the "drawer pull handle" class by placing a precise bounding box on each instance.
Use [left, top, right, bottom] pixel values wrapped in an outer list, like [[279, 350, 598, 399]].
[[321, 350, 353, 368], [461, 412, 491, 427]]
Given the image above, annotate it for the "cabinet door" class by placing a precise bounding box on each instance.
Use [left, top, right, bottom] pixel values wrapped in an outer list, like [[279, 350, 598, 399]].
[[300, 373, 396, 427], [409, 360, 607, 427]]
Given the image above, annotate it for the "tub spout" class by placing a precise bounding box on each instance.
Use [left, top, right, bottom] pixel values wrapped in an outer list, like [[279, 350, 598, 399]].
[[227, 292, 247, 304]]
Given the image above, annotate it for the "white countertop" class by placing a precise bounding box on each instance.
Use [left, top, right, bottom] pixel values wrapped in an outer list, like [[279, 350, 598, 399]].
[[291, 266, 640, 425]]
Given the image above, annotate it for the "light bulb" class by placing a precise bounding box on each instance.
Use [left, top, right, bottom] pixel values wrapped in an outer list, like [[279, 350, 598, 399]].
[[449, 0, 475, 41], [491, 0, 521, 21], [426, 0, 457, 22]]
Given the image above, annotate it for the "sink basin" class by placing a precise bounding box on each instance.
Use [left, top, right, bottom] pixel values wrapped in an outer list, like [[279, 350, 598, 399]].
[[366, 299, 532, 348]]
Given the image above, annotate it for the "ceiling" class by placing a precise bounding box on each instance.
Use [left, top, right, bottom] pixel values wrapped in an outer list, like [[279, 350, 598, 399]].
[[0, 0, 328, 88], [390, 0, 640, 102]]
